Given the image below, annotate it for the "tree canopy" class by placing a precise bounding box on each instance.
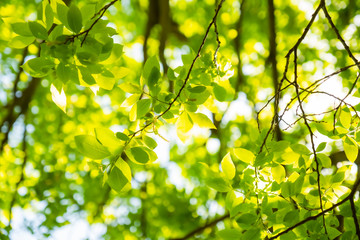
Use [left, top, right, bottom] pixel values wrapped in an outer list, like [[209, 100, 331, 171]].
[[1, 0, 360, 239]]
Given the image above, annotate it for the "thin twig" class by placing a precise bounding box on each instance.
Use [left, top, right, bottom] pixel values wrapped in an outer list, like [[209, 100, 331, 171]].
[[126, 0, 226, 144], [269, 177, 360, 239], [66, 0, 119, 46]]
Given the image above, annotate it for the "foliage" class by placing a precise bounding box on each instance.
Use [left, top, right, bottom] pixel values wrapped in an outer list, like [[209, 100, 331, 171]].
[[1, 0, 360, 239]]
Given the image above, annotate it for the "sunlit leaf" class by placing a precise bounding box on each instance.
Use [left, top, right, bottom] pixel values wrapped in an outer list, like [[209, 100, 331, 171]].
[[50, 83, 67, 113], [339, 107, 351, 129], [233, 148, 255, 164], [221, 153, 235, 180], [343, 136, 358, 162], [95, 127, 123, 155], [189, 112, 216, 129], [75, 135, 111, 159], [271, 164, 285, 184], [107, 158, 131, 193], [119, 82, 142, 94]]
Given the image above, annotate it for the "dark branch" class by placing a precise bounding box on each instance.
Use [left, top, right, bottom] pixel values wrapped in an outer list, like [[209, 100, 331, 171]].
[[269, 177, 360, 239], [170, 213, 230, 240]]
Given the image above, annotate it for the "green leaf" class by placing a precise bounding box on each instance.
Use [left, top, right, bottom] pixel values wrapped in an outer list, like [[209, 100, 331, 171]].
[[56, 3, 69, 27], [333, 171, 345, 183], [67, 4, 82, 33], [315, 122, 336, 138], [317, 153, 332, 168], [116, 132, 129, 141], [188, 85, 206, 93], [233, 148, 255, 164], [129, 147, 150, 164], [217, 229, 243, 239], [11, 22, 33, 36], [79, 67, 96, 85], [74, 135, 111, 159], [44, 4, 54, 29], [283, 210, 299, 226], [28, 21, 48, 40], [343, 136, 358, 162], [56, 63, 71, 83], [205, 170, 232, 192], [268, 140, 290, 152], [213, 83, 227, 102], [136, 99, 152, 119], [189, 112, 216, 129], [119, 82, 142, 94], [271, 164, 285, 184], [148, 67, 161, 90], [9, 36, 35, 49], [95, 127, 123, 155], [339, 107, 351, 129], [290, 144, 311, 155], [236, 213, 257, 225], [242, 228, 260, 239], [107, 158, 131, 193], [316, 142, 327, 152], [221, 153, 235, 180], [143, 56, 160, 82], [121, 94, 140, 108], [22, 57, 55, 78], [189, 90, 211, 105], [327, 227, 342, 240], [143, 135, 157, 150]]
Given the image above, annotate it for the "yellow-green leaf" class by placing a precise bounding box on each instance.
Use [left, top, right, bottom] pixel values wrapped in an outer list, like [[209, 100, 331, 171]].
[[176, 112, 193, 133], [95, 127, 123, 155], [50, 83, 66, 113], [343, 136, 358, 162], [233, 148, 255, 164], [271, 164, 285, 184], [221, 153, 236, 180], [317, 153, 332, 168], [339, 107, 351, 129], [120, 94, 140, 108], [75, 135, 111, 159], [107, 158, 131, 193], [189, 112, 216, 129]]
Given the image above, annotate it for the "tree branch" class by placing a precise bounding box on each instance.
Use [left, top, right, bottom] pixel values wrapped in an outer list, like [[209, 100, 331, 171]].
[[126, 0, 226, 143], [267, 0, 282, 141], [233, 0, 245, 91], [269, 176, 360, 239], [66, 0, 119, 46], [170, 213, 230, 240]]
